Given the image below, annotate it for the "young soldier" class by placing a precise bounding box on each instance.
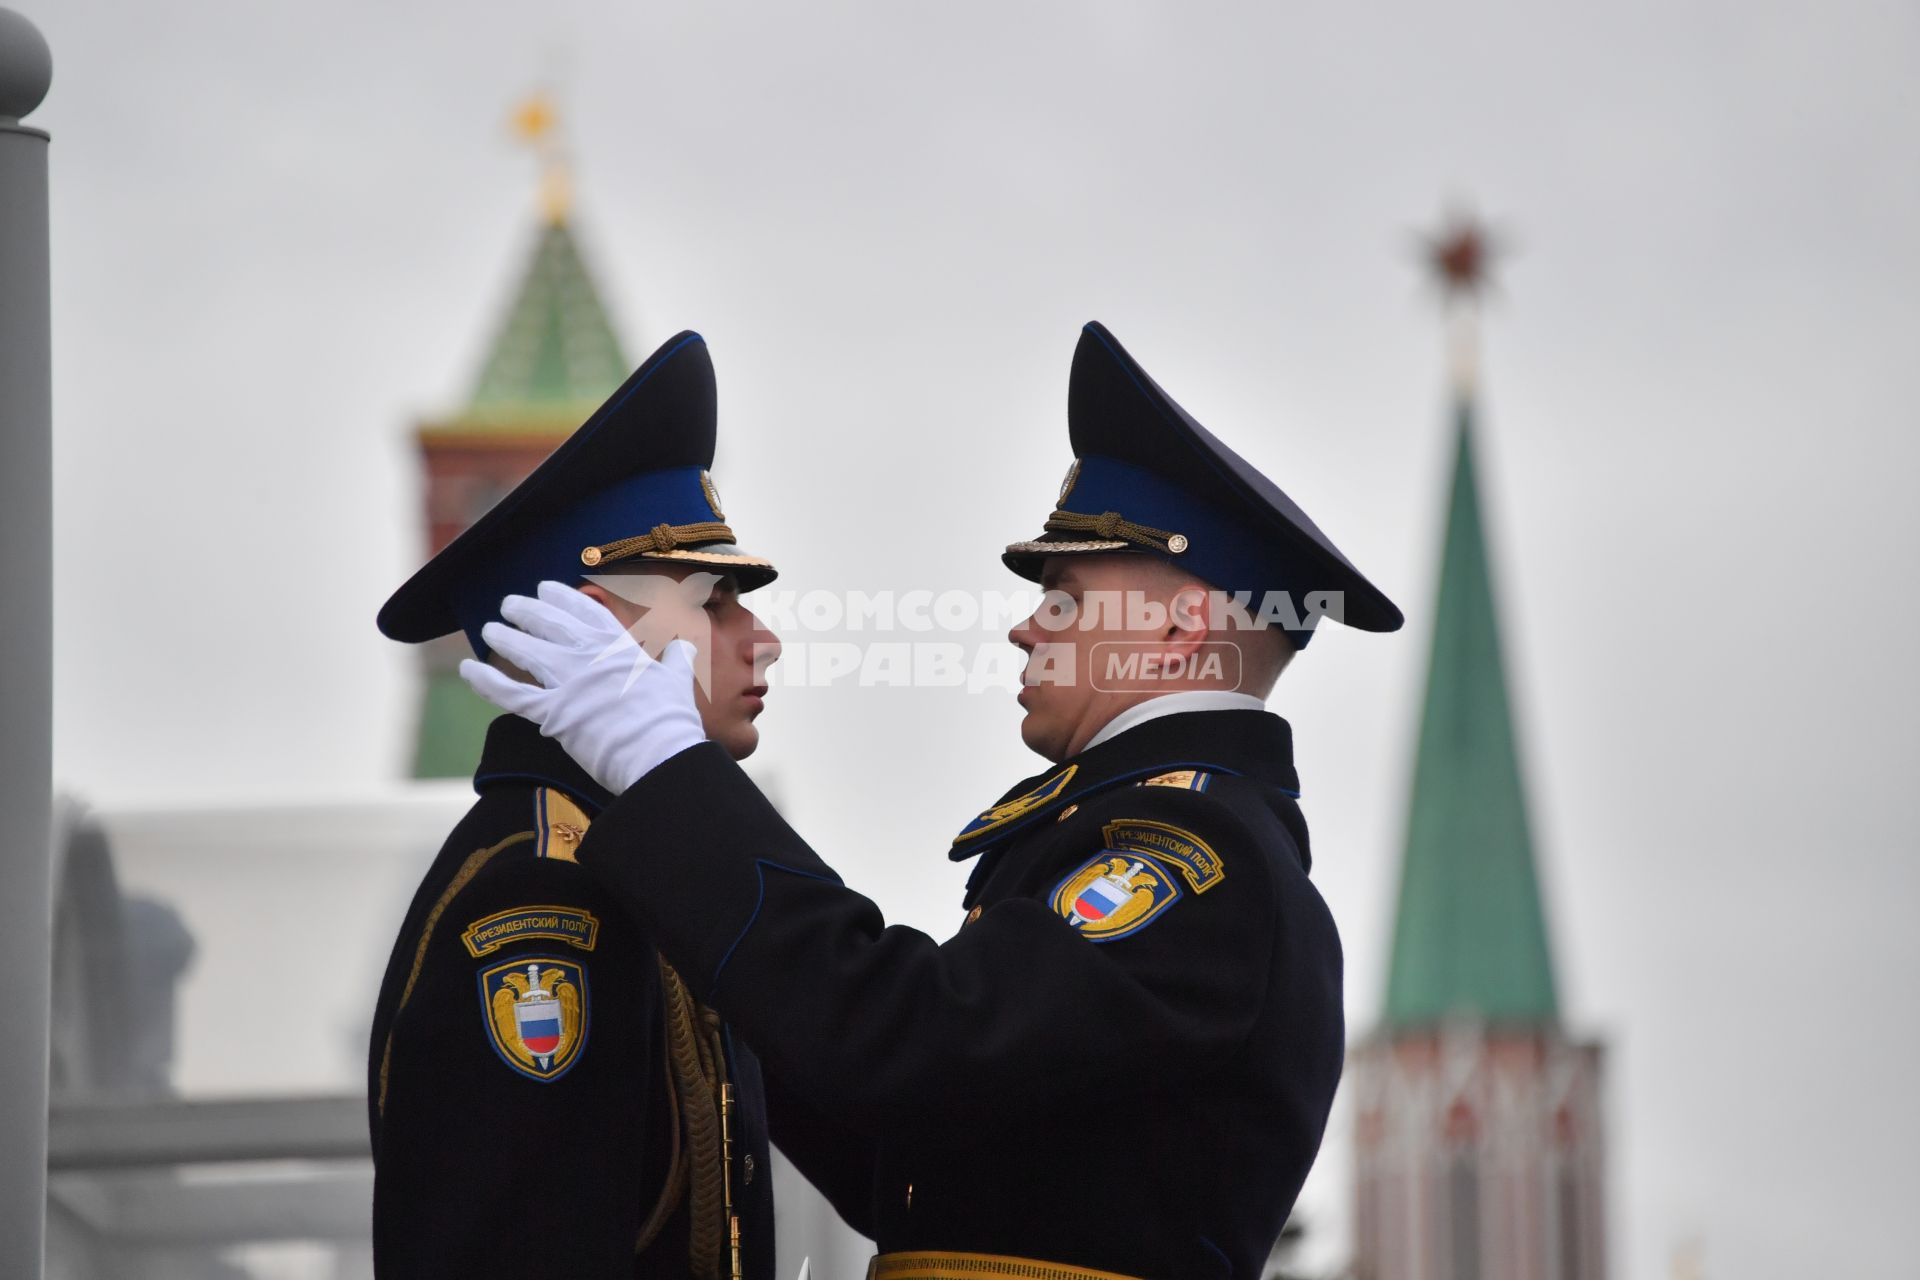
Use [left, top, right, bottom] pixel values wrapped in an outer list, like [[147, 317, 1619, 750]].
[[369, 331, 782, 1279], [463, 322, 1404, 1279]]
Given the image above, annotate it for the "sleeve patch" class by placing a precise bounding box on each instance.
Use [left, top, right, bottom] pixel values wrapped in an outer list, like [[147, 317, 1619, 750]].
[[1050, 852, 1183, 942], [478, 957, 590, 1081], [461, 905, 600, 957], [1101, 820, 1225, 893]]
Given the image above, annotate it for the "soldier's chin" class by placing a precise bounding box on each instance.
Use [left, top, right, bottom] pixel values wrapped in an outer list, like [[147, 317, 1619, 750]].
[[711, 716, 761, 762], [1017, 706, 1069, 763]]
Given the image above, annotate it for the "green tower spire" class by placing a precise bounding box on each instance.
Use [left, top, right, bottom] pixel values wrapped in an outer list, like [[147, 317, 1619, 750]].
[[407, 94, 631, 780], [1382, 213, 1558, 1028], [1382, 401, 1558, 1027], [459, 217, 628, 429], [422, 91, 629, 441]]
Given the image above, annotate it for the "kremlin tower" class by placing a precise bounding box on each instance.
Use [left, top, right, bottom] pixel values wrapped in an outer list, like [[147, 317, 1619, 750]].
[[1348, 217, 1609, 1280], [405, 96, 630, 777]]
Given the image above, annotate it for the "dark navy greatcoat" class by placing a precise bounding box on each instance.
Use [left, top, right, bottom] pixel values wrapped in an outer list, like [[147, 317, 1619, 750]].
[[366, 714, 775, 1279], [575, 707, 1344, 1280]]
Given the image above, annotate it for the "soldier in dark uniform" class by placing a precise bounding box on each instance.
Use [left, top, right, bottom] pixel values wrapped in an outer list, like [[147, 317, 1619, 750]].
[[369, 331, 783, 1279], [462, 321, 1405, 1279]]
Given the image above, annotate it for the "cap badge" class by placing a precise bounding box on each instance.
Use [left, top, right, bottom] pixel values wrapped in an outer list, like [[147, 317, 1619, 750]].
[[1058, 459, 1082, 505]]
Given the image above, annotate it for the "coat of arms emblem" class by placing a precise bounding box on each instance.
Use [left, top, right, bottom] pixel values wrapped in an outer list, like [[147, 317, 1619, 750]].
[[477, 957, 588, 1081], [1050, 852, 1182, 942]]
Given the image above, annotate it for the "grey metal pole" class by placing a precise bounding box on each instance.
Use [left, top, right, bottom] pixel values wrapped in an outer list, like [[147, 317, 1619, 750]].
[[0, 8, 52, 1279]]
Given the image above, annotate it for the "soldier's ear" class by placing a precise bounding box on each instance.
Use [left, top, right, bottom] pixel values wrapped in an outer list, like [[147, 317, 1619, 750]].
[[1165, 585, 1213, 652], [575, 581, 645, 633]]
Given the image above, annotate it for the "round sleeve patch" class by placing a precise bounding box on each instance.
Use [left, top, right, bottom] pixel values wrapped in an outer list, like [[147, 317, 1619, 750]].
[[1049, 852, 1182, 942]]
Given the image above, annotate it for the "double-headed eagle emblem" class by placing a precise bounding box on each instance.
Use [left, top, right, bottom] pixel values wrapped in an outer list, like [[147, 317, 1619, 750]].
[[480, 958, 587, 1081], [1050, 852, 1182, 942]]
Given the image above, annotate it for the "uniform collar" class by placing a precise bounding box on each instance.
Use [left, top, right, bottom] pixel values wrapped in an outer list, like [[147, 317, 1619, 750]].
[[1083, 690, 1270, 751], [472, 714, 615, 815], [948, 707, 1299, 862]]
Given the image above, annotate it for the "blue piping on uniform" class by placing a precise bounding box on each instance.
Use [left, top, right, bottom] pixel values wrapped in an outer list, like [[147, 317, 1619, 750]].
[[712, 859, 843, 989], [1197, 1234, 1232, 1276]]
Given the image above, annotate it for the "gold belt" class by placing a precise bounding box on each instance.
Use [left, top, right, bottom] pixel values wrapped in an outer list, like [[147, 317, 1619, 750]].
[[867, 1252, 1145, 1280]]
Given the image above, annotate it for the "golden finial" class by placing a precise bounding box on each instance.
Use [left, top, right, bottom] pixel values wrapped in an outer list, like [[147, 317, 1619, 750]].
[[511, 90, 572, 224]]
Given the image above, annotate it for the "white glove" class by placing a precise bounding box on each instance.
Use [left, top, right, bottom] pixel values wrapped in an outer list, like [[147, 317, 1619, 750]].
[[459, 580, 707, 793]]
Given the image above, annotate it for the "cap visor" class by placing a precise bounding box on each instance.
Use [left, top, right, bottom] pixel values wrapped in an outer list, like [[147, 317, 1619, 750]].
[[598, 542, 779, 591]]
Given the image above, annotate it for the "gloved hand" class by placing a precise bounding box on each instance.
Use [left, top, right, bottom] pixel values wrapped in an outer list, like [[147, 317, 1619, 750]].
[[459, 580, 707, 793]]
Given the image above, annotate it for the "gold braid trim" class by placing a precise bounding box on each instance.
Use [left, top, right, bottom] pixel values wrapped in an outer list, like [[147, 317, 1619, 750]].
[[1041, 509, 1186, 555], [867, 1253, 1145, 1280], [659, 959, 729, 1279], [546, 793, 730, 1276], [582, 521, 737, 567], [632, 1046, 686, 1255], [377, 831, 534, 1115]]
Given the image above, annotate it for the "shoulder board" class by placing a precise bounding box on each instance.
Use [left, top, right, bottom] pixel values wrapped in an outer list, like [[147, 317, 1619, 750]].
[[1137, 769, 1214, 793], [536, 787, 593, 863], [951, 762, 1248, 856], [953, 765, 1079, 844]]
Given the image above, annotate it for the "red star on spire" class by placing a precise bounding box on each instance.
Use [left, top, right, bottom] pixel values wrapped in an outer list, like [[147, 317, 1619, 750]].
[[1424, 211, 1504, 303]]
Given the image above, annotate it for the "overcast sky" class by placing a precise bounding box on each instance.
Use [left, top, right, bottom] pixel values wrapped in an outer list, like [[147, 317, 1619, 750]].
[[29, 2, 1920, 1276]]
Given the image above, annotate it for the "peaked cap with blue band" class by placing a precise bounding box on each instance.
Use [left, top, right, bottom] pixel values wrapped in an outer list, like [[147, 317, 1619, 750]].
[[1003, 321, 1402, 647], [378, 330, 776, 655]]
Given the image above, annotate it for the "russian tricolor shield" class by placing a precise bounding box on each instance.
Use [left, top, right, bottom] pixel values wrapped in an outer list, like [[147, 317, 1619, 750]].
[[515, 992, 563, 1059], [1073, 873, 1133, 924], [1050, 853, 1182, 943], [478, 955, 590, 1082]]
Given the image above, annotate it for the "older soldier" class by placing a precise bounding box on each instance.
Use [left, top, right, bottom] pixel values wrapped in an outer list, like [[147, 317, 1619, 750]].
[[463, 322, 1403, 1279], [370, 331, 782, 1279]]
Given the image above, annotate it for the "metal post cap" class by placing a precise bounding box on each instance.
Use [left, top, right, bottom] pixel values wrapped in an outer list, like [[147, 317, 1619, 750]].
[[0, 8, 52, 123]]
